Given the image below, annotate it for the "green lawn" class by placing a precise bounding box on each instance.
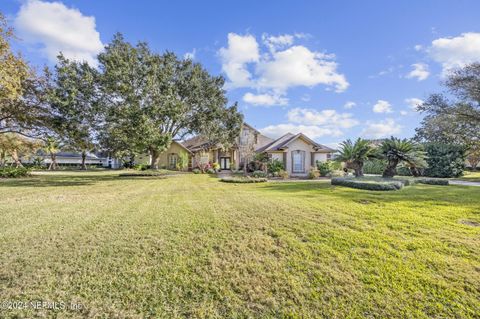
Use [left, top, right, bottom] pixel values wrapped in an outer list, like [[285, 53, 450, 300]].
[[1, 171, 479, 318], [456, 171, 480, 182]]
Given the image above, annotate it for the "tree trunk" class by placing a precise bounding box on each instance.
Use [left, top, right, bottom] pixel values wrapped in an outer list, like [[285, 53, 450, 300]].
[[409, 166, 420, 177], [80, 151, 87, 170], [49, 152, 58, 170], [150, 149, 160, 170], [382, 159, 398, 178], [347, 161, 364, 177], [11, 149, 23, 168], [0, 150, 5, 168]]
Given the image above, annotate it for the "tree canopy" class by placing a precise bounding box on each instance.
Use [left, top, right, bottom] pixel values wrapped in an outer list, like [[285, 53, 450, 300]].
[[416, 63, 480, 148], [97, 34, 243, 168]]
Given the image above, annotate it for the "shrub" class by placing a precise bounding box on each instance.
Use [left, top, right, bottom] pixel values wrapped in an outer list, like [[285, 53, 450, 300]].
[[415, 178, 449, 185], [176, 152, 189, 171], [363, 159, 386, 175], [308, 166, 320, 179], [424, 143, 466, 178], [220, 177, 267, 183], [0, 167, 31, 178], [212, 162, 220, 172], [118, 172, 167, 178], [133, 164, 149, 171], [206, 168, 216, 174], [267, 159, 284, 174], [316, 161, 332, 177], [252, 170, 267, 178], [192, 168, 201, 174], [331, 177, 405, 191], [247, 160, 265, 172], [278, 169, 289, 179]]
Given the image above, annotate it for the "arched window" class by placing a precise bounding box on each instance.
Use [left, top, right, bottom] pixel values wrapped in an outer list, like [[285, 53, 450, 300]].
[[292, 150, 305, 173]]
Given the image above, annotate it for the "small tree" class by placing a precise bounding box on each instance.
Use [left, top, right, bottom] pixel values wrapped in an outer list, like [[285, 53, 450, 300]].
[[176, 152, 189, 171], [238, 132, 256, 176], [466, 144, 480, 170], [0, 133, 40, 167], [336, 138, 377, 177], [44, 136, 61, 170], [380, 137, 426, 178]]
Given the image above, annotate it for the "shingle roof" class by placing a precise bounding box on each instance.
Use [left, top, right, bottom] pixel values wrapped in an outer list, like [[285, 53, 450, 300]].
[[257, 133, 335, 152]]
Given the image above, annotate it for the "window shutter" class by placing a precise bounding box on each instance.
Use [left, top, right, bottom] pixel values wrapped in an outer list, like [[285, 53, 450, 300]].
[[283, 152, 287, 170]]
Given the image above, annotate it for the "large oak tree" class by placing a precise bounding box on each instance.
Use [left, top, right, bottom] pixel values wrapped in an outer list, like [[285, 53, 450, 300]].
[[97, 34, 243, 169]]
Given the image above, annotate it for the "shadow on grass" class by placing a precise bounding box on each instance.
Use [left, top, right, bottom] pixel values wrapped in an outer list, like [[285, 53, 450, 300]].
[[0, 173, 175, 188], [257, 180, 480, 207]]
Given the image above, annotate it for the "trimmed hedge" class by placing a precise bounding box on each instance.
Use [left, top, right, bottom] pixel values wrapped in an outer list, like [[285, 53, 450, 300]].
[[220, 177, 267, 183], [118, 172, 168, 177], [0, 167, 31, 178], [331, 176, 449, 190], [416, 178, 449, 185], [331, 177, 405, 191]]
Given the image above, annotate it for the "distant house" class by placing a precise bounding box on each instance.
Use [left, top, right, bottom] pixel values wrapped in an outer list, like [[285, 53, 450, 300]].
[[23, 151, 106, 167]]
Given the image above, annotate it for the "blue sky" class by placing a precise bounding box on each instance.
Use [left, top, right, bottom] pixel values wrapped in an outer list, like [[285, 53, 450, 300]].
[[2, 0, 480, 147]]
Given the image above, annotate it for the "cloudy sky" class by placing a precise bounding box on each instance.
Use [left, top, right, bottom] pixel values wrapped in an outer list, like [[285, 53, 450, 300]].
[[2, 0, 480, 146]]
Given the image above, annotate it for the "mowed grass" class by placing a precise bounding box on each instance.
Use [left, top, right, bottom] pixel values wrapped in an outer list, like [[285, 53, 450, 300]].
[[457, 171, 480, 182], [0, 171, 479, 318]]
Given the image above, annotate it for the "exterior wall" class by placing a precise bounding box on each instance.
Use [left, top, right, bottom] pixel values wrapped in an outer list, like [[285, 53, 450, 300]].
[[314, 153, 328, 163], [156, 142, 190, 169], [271, 152, 283, 162]]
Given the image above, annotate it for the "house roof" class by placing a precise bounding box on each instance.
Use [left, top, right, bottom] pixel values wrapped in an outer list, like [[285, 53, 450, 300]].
[[182, 135, 216, 152], [257, 132, 335, 152], [35, 151, 101, 160]]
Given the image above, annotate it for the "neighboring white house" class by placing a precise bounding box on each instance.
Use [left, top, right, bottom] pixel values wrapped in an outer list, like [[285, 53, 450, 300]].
[[23, 151, 108, 167]]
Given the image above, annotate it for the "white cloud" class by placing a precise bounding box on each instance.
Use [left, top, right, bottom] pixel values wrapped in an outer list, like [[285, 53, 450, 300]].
[[414, 44, 423, 51], [372, 100, 393, 113], [219, 33, 348, 93], [405, 98, 423, 110], [184, 49, 196, 60], [218, 33, 260, 88], [260, 124, 343, 139], [344, 101, 356, 109], [428, 32, 480, 74], [257, 45, 349, 92], [243, 92, 288, 106], [406, 63, 429, 81], [14, 0, 103, 66], [287, 107, 359, 128], [262, 33, 295, 52], [361, 118, 402, 139], [259, 107, 358, 140], [400, 110, 408, 116]]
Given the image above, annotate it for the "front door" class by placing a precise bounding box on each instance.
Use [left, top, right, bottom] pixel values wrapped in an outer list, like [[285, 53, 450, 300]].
[[220, 157, 230, 170]]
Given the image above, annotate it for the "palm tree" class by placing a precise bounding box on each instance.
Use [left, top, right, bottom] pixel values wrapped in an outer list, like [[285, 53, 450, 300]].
[[45, 137, 60, 170], [380, 137, 427, 178], [336, 138, 377, 177]]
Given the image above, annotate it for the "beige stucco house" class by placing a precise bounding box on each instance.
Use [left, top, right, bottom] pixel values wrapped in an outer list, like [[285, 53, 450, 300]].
[[182, 123, 273, 170], [135, 140, 192, 170], [182, 123, 335, 176], [257, 133, 334, 176]]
